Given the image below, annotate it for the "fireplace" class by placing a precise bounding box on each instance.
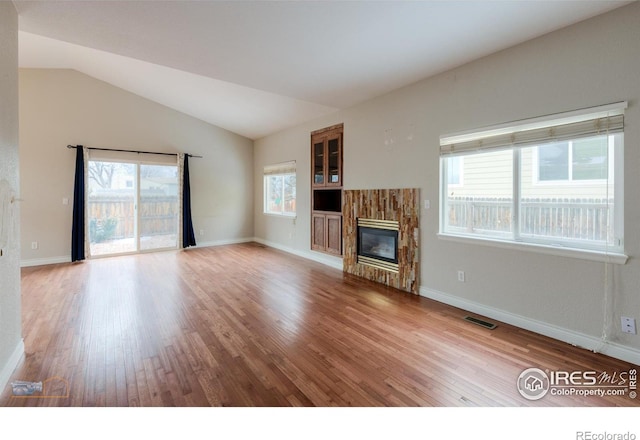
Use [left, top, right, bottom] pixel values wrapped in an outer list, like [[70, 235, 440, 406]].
[[357, 218, 399, 273], [344, 189, 419, 294]]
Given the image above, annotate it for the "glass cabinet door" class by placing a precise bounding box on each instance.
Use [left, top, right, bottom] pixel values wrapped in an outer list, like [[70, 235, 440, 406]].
[[313, 141, 325, 185], [327, 136, 341, 186]]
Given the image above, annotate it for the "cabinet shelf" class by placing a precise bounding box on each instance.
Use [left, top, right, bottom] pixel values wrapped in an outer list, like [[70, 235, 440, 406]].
[[313, 189, 342, 213]]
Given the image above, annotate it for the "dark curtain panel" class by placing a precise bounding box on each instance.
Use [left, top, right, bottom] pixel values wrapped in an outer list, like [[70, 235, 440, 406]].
[[182, 154, 197, 248], [71, 146, 85, 261]]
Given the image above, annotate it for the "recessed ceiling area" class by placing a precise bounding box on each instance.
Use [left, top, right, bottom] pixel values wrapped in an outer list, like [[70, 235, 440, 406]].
[[14, 0, 632, 139]]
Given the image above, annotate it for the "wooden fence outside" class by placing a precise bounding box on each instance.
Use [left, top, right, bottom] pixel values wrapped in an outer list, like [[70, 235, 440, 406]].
[[447, 197, 614, 242], [88, 196, 178, 242]]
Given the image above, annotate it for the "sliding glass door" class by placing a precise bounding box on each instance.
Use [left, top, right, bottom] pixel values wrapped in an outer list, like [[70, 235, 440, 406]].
[[88, 161, 136, 256], [88, 160, 178, 257], [139, 164, 179, 251]]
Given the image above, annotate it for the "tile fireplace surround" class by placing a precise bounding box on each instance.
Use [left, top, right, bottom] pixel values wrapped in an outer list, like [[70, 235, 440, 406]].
[[343, 188, 420, 294]]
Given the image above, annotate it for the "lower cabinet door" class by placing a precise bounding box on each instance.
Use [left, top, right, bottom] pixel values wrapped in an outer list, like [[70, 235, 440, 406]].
[[326, 215, 342, 255], [311, 213, 342, 255], [312, 213, 326, 251]]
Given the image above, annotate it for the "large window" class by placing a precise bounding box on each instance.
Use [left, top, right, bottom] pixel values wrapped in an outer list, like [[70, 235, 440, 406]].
[[264, 161, 296, 216], [439, 103, 625, 257]]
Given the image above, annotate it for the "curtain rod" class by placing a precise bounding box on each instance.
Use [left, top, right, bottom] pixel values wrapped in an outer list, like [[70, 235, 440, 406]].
[[66, 145, 203, 158]]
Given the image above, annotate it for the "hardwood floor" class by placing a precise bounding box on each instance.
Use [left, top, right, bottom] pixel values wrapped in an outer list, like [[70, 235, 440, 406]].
[[2, 242, 638, 407]]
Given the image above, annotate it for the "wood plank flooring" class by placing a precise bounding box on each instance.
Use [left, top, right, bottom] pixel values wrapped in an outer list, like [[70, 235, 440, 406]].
[[1, 243, 638, 407]]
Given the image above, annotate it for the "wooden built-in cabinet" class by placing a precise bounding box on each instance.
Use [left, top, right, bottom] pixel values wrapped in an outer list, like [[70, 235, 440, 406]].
[[312, 127, 342, 187], [311, 124, 343, 255]]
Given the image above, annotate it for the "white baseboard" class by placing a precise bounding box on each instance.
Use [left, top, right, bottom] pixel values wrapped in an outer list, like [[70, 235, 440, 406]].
[[253, 237, 343, 271], [420, 287, 640, 366], [21, 256, 70, 268], [20, 237, 255, 266], [0, 339, 24, 394], [194, 237, 255, 249]]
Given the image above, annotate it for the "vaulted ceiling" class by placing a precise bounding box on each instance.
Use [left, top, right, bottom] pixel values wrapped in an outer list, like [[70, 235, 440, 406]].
[[14, 1, 631, 140]]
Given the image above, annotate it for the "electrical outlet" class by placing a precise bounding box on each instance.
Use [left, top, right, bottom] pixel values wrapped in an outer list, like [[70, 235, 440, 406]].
[[31, 241, 38, 250], [199, 229, 204, 236], [621, 317, 637, 334], [457, 270, 465, 283]]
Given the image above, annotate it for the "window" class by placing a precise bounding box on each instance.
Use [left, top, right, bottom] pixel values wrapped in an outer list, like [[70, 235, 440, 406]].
[[538, 141, 569, 181], [447, 156, 464, 186], [439, 102, 625, 257], [537, 137, 610, 182], [264, 161, 296, 216]]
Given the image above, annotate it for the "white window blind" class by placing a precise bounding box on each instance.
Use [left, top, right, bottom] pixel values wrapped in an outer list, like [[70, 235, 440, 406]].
[[440, 102, 626, 156], [263, 161, 296, 175]]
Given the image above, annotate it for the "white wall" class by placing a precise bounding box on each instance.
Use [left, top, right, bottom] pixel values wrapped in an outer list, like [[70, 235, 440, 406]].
[[254, 3, 640, 361], [0, 2, 24, 391], [19, 69, 254, 265]]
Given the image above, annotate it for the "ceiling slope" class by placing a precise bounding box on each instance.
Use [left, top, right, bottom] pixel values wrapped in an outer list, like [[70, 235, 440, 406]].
[[14, 0, 632, 139]]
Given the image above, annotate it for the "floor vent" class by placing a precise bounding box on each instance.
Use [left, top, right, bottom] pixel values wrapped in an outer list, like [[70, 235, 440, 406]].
[[463, 315, 497, 330]]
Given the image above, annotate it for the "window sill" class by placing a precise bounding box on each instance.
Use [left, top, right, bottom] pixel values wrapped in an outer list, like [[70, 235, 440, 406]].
[[263, 213, 297, 219], [437, 233, 628, 265]]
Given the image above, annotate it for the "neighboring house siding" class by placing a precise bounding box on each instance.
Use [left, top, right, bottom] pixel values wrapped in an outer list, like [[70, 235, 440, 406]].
[[448, 147, 614, 199], [448, 150, 512, 198], [520, 148, 614, 199]]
